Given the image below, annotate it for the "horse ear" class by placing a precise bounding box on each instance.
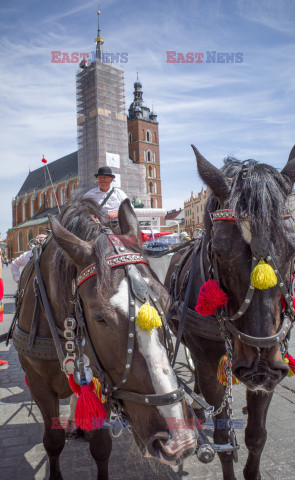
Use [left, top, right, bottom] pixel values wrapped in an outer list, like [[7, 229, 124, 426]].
[[191, 145, 230, 202], [49, 215, 92, 266], [281, 145, 295, 187], [118, 198, 141, 242]]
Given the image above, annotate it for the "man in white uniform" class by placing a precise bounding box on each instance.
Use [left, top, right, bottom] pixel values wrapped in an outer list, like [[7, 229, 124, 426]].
[[83, 166, 127, 233]]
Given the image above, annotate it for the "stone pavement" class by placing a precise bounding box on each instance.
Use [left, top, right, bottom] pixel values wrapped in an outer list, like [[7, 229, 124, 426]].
[[1, 264, 295, 480]]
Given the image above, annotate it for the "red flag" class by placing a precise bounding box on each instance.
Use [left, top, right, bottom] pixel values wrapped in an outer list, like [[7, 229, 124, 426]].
[[42, 156, 47, 164]]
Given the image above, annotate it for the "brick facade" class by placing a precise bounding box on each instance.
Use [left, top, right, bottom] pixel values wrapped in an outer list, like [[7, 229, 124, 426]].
[[7, 176, 78, 259], [128, 118, 162, 208]]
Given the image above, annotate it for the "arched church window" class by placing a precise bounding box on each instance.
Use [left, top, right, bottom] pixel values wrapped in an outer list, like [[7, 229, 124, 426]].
[[149, 182, 153, 194], [129, 132, 132, 144], [146, 130, 151, 142], [148, 166, 153, 178], [18, 231, 23, 252], [60, 187, 66, 205], [30, 197, 34, 217], [147, 151, 152, 162], [22, 200, 26, 222], [27, 229, 33, 243]]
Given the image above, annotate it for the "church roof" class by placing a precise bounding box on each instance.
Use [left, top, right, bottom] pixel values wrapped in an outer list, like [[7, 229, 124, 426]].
[[128, 77, 158, 124], [165, 209, 183, 220], [17, 152, 78, 197]]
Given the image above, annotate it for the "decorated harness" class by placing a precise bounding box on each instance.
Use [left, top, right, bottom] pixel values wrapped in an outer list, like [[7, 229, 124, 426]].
[[11, 228, 187, 431]]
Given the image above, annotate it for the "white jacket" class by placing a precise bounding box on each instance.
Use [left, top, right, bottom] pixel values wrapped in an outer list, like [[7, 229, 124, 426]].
[[11, 251, 33, 283]]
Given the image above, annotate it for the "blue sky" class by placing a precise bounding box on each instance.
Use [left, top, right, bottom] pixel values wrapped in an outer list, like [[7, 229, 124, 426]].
[[1, 0, 295, 238]]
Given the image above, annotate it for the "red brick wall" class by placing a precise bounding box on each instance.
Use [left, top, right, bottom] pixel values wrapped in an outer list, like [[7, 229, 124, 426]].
[[9, 178, 78, 258], [128, 118, 162, 208]]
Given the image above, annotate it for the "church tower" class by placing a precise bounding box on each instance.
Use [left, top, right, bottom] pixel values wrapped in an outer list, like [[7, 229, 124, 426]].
[[76, 11, 149, 205], [127, 77, 162, 209]]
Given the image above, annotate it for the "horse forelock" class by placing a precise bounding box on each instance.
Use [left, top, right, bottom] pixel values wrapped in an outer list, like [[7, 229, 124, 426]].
[[205, 158, 289, 241]]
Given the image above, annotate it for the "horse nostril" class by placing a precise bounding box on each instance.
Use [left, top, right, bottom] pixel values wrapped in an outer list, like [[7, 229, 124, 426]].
[[148, 431, 170, 455]]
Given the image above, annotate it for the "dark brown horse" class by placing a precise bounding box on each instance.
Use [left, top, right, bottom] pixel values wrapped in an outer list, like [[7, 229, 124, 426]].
[[13, 198, 197, 480], [165, 146, 295, 480]]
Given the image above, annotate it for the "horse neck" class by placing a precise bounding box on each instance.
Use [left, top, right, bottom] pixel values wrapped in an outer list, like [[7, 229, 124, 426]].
[[40, 241, 74, 329]]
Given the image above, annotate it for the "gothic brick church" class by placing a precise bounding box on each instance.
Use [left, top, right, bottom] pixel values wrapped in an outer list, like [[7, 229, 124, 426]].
[[6, 11, 162, 259]]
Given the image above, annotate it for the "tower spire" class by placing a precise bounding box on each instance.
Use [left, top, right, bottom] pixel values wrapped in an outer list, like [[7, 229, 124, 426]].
[[95, 8, 104, 61]]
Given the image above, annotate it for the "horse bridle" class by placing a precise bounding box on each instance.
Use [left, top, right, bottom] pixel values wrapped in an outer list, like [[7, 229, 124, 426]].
[[71, 230, 185, 409], [209, 209, 294, 349]]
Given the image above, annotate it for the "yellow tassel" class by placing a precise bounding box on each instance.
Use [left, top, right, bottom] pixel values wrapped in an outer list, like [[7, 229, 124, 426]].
[[136, 302, 162, 332], [284, 358, 295, 377], [91, 377, 107, 403], [217, 355, 241, 385], [250, 260, 277, 290]]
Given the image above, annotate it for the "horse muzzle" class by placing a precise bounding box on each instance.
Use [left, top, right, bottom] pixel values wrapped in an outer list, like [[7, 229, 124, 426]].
[[233, 358, 289, 392], [146, 428, 197, 465]]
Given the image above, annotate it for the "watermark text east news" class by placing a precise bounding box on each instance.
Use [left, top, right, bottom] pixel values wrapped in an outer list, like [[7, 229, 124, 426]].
[[51, 51, 128, 64], [166, 51, 243, 63]]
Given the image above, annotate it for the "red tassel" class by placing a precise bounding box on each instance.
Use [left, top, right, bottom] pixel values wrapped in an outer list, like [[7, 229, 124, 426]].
[[195, 279, 228, 316], [286, 354, 295, 374], [0, 359, 8, 365], [41, 156, 47, 164], [75, 384, 107, 431], [68, 374, 81, 395]]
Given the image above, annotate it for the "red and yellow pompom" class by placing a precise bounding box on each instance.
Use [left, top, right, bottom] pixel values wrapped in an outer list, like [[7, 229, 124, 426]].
[[217, 355, 240, 386]]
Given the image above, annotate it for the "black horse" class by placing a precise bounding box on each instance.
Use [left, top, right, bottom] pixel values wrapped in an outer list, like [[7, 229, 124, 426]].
[[165, 145, 295, 480]]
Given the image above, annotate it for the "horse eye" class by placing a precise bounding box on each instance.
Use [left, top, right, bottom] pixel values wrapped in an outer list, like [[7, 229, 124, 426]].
[[91, 314, 107, 324]]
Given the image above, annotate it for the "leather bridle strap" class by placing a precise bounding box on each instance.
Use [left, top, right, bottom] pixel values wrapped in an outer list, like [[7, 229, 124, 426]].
[[224, 315, 292, 348], [172, 239, 202, 366], [77, 253, 148, 286], [111, 386, 185, 406], [213, 256, 257, 322], [32, 247, 66, 367]]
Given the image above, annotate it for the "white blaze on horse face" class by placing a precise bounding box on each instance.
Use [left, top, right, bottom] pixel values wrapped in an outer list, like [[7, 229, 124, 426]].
[[135, 324, 184, 423], [241, 220, 252, 244], [110, 277, 129, 315], [110, 279, 189, 438]]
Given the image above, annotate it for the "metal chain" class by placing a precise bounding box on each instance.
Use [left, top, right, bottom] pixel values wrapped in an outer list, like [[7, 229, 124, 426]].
[[208, 335, 233, 418], [208, 318, 237, 445], [280, 337, 289, 357]]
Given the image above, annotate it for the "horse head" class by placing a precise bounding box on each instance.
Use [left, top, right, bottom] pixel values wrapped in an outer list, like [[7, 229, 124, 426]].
[[49, 198, 197, 465], [193, 145, 295, 392]]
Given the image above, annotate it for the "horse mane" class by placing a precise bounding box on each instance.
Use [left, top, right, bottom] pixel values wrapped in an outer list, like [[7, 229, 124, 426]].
[[205, 157, 290, 239], [51, 197, 111, 311]]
